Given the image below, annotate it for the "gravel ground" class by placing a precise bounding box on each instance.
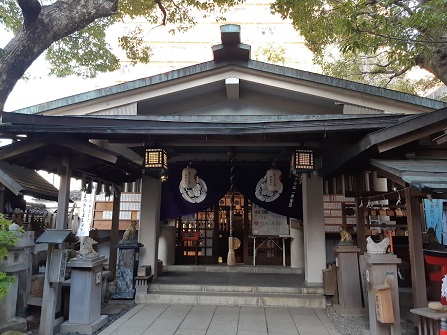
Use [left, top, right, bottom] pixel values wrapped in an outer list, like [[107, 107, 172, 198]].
[[25, 302, 136, 335], [324, 305, 417, 335]]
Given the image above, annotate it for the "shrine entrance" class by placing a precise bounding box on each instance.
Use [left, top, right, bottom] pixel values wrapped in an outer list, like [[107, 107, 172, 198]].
[[175, 191, 290, 266], [175, 192, 248, 265]]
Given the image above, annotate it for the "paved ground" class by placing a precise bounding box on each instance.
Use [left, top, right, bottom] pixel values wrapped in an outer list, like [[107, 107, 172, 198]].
[[98, 304, 341, 335]]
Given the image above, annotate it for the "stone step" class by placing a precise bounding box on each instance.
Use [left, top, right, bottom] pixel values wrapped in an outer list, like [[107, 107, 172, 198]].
[[163, 265, 303, 274], [135, 291, 326, 308], [149, 283, 324, 295]]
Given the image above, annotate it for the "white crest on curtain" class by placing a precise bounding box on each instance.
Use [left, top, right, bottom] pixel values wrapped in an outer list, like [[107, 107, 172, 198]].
[[255, 176, 281, 202], [179, 177, 207, 203]]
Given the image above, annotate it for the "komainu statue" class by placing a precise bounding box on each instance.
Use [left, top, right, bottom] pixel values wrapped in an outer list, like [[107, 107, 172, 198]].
[[120, 220, 138, 244], [338, 226, 354, 246]]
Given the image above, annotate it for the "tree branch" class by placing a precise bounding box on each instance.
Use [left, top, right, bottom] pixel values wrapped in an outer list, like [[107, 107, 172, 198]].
[[393, 0, 414, 16], [154, 0, 167, 25], [17, 0, 42, 29], [357, 28, 447, 44]]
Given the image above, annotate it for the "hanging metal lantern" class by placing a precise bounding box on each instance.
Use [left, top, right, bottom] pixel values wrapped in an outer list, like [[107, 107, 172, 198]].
[[144, 148, 168, 181], [290, 148, 314, 173], [266, 168, 282, 192], [181, 166, 197, 189]]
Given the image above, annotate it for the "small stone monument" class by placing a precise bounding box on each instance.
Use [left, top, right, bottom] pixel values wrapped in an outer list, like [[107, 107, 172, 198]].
[[112, 221, 143, 300], [60, 237, 107, 334]]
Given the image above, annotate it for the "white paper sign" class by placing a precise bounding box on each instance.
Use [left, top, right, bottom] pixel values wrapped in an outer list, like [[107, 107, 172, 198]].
[[77, 184, 96, 237], [251, 203, 289, 236]]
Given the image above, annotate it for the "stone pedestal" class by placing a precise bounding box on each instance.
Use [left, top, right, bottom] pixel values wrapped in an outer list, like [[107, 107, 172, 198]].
[[60, 256, 107, 334], [333, 245, 365, 315], [111, 242, 143, 300], [361, 253, 402, 335]]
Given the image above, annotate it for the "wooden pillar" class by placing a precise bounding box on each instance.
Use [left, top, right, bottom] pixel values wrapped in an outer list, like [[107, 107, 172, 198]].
[[355, 174, 366, 254], [356, 198, 366, 254], [55, 156, 71, 230], [405, 187, 427, 308], [109, 188, 121, 280]]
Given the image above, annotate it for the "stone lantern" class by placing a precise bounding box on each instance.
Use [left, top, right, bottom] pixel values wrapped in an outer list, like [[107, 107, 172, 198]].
[[0, 229, 35, 333]]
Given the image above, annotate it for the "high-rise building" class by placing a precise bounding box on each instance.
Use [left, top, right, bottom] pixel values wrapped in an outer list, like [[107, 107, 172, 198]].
[[109, 0, 318, 80]]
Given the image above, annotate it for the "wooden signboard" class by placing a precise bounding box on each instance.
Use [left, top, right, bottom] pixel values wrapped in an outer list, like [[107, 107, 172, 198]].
[[373, 284, 394, 323], [251, 203, 289, 236]]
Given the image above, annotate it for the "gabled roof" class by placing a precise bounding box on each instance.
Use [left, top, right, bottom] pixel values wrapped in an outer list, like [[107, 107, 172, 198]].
[[3, 24, 447, 186], [12, 60, 444, 116], [11, 25, 444, 116]]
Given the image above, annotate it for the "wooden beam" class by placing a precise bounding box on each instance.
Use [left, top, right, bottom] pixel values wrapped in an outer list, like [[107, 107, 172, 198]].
[[109, 189, 121, 281], [0, 137, 48, 159], [377, 127, 441, 153], [225, 77, 239, 100], [405, 187, 427, 308], [59, 137, 118, 164]]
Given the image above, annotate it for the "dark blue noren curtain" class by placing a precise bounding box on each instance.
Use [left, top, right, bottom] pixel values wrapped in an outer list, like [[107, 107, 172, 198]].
[[160, 163, 303, 221], [233, 164, 303, 220], [160, 163, 230, 220]]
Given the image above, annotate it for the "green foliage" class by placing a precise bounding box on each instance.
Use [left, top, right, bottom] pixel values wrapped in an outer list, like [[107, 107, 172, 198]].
[[254, 43, 286, 65], [319, 50, 443, 95], [0, 0, 243, 78], [46, 18, 121, 78], [0, 214, 17, 300], [118, 26, 152, 66], [0, 0, 22, 33], [271, 0, 447, 86]]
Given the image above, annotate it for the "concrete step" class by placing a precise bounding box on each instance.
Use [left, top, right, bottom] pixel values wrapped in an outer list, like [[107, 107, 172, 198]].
[[141, 266, 323, 308], [135, 290, 326, 308], [136, 283, 326, 308], [163, 265, 303, 274], [149, 283, 324, 295]]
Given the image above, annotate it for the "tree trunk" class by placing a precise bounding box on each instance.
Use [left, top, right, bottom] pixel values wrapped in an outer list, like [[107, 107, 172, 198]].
[[416, 45, 447, 87], [0, 0, 118, 112]]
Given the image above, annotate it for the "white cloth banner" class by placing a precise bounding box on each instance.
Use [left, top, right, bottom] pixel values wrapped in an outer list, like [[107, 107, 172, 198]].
[[77, 185, 96, 237]]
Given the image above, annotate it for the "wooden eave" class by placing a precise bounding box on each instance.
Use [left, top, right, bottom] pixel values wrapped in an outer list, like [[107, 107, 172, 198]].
[[319, 107, 447, 177], [0, 134, 142, 184]]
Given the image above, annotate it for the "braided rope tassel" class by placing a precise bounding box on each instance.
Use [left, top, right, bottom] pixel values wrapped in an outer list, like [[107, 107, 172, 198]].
[[230, 155, 235, 237], [227, 151, 236, 265]]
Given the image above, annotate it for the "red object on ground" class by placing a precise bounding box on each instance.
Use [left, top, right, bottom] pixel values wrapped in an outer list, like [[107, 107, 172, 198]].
[[424, 250, 447, 305]]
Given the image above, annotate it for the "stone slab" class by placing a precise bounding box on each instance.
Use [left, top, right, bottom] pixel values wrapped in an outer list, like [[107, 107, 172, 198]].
[[60, 314, 108, 335], [0, 317, 27, 333], [68, 255, 106, 269], [333, 304, 368, 316], [334, 245, 360, 253]]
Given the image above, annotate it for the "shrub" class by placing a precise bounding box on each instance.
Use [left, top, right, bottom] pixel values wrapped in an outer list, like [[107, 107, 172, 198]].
[[0, 214, 19, 299]]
